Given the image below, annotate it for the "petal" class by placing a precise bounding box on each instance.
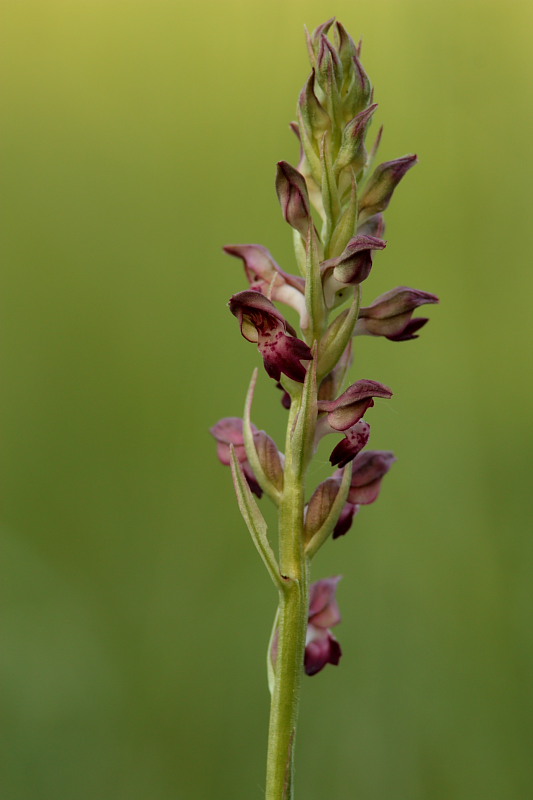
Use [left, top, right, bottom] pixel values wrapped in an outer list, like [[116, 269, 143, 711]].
[[332, 502, 359, 539], [329, 420, 371, 467], [229, 290, 298, 339], [318, 379, 392, 431], [321, 234, 386, 290], [224, 244, 307, 320], [359, 286, 439, 320], [242, 461, 263, 498], [258, 330, 313, 383], [275, 382, 292, 409], [385, 317, 429, 341], [304, 629, 342, 675], [346, 450, 396, 504], [309, 576, 342, 628], [210, 416, 257, 446]]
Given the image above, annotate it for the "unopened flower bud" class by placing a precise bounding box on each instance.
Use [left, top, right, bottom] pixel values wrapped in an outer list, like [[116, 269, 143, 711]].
[[316, 34, 343, 93], [275, 161, 313, 238], [359, 155, 417, 223], [355, 286, 439, 341], [299, 71, 331, 145], [334, 21, 359, 87], [305, 18, 336, 65], [334, 103, 378, 176]]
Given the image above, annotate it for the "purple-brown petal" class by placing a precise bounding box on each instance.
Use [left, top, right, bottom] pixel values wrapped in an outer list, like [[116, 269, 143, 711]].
[[210, 417, 263, 497], [304, 630, 342, 676], [386, 317, 429, 341], [329, 420, 371, 467], [321, 234, 386, 286], [223, 244, 306, 318], [275, 381, 292, 409], [346, 450, 396, 505], [308, 576, 342, 628], [318, 379, 392, 431], [332, 502, 359, 539], [356, 286, 439, 341], [229, 290, 296, 341], [258, 330, 313, 383]]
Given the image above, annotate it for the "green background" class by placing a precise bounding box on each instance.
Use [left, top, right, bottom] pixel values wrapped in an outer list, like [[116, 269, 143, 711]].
[[1, 1, 532, 798]]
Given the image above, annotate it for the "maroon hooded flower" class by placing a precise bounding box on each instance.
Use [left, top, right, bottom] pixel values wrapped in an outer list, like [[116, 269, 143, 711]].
[[223, 244, 307, 326], [229, 290, 313, 383], [321, 235, 386, 307], [305, 577, 343, 676], [210, 417, 262, 497], [330, 450, 396, 538], [318, 379, 393, 430], [336, 449, 396, 505], [355, 286, 439, 341]]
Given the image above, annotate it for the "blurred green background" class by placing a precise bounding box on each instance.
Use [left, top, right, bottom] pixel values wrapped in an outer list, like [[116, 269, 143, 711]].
[[1, 1, 532, 798]]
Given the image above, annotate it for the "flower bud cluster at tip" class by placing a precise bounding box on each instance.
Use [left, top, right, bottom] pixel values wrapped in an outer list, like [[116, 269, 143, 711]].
[[212, 18, 440, 676]]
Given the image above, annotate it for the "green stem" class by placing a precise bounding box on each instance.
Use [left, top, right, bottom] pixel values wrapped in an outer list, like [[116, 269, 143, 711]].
[[265, 380, 315, 799]]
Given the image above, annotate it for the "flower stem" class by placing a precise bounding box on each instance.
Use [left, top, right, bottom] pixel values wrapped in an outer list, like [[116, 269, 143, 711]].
[[265, 569, 309, 800], [265, 386, 314, 799]]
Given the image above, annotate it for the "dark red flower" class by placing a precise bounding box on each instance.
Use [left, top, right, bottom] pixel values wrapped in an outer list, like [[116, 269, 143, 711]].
[[305, 577, 343, 676], [355, 286, 439, 341], [229, 290, 313, 382], [210, 417, 262, 497], [321, 235, 386, 308], [318, 379, 393, 431], [336, 449, 396, 505]]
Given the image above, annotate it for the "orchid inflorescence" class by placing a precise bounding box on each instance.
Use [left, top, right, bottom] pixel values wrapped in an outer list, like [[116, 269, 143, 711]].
[[211, 18, 438, 798]]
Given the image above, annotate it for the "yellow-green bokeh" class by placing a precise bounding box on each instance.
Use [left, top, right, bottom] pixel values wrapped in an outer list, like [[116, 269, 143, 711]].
[[1, 1, 533, 798]]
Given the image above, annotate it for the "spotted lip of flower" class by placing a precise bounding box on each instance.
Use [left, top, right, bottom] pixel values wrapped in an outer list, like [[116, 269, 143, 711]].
[[329, 419, 370, 468], [355, 286, 440, 341], [229, 290, 313, 383], [317, 379, 393, 431], [336, 449, 396, 505], [305, 577, 343, 676], [210, 417, 262, 497], [223, 244, 307, 325]]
